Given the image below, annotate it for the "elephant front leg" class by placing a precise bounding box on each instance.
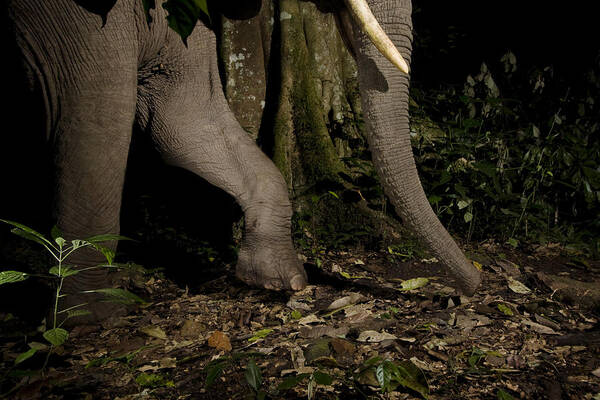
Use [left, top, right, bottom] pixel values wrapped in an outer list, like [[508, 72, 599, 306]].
[[138, 82, 306, 291], [154, 120, 306, 291], [52, 79, 137, 324]]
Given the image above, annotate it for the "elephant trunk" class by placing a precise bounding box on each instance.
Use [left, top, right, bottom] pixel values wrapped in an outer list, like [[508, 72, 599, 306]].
[[349, 0, 481, 295]]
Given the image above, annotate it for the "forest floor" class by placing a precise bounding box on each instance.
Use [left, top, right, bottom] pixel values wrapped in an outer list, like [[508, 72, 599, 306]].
[[1, 241, 599, 400]]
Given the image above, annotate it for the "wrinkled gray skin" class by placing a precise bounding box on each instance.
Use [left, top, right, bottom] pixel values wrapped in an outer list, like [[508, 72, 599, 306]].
[[7, 0, 480, 322]]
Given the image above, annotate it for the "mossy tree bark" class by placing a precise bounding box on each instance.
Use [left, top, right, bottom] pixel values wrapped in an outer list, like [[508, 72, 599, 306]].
[[217, 0, 404, 248]]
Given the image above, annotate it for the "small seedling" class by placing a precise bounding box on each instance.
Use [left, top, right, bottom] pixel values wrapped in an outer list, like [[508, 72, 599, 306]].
[[0, 219, 144, 371]]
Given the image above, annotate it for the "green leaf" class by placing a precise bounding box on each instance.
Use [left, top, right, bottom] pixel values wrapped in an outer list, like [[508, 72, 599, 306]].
[[361, 356, 383, 369], [84, 288, 147, 305], [248, 328, 273, 343], [67, 309, 92, 319], [245, 358, 262, 391], [497, 389, 517, 400], [290, 310, 302, 320], [10, 228, 52, 250], [54, 237, 66, 248], [49, 265, 80, 278], [0, 220, 53, 248], [51, 225, 63, 241], [0, 270, 28, 285], [312, 370, 333, 386], [43, 328, 69, 346], [278, 374, 310, 390], [135, 372, 174, 388], [376, 361, 395, 392], [392, 360, 430, 399], [162, 0, 209, 45], [497, 303, 514, 316], [457, 200, 470, 210], [97, 246, 115, 265], [468, 348, 486, 368], [399, 277, 429, 291], [507, 238, 519, 248], [205, 361, 227, 387], [15, 348, 37, 365], [464, 211, 473, 223]]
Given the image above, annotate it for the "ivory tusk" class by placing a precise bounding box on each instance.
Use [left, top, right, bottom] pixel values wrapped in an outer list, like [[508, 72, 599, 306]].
[[344, 0, 409, 74]]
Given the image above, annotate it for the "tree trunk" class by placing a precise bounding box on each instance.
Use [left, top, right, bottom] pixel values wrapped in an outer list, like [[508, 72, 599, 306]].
[[217, 0, 408, 249]]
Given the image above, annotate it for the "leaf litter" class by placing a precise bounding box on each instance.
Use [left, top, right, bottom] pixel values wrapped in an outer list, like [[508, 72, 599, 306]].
[[0, 244, 599, 399]]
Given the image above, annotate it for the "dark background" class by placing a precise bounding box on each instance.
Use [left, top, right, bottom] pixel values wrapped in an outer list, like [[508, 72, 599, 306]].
[[412, 1, 598, 86]]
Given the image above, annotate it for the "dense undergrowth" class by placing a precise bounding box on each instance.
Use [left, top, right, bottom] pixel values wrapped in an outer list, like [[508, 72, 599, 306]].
[[410, 52, 599, 255]]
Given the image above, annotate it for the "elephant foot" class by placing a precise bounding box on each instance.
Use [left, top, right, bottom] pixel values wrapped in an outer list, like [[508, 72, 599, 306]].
[[236, 238, 307, 291]]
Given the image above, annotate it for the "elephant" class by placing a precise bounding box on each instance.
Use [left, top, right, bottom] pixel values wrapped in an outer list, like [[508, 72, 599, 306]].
[[4, 0, 481, 322]]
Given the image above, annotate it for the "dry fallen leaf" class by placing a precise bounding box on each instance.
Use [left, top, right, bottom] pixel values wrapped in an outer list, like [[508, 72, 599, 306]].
[[522, 320, 560, 335], [507, 277, 531, 294], [357, 330, 397, 342], [208, 331, 232, 352], [299, 325, 349, 339], [180, 319, 204, 339], [159, 357, 176, 369], [327, 292, 366, 310], [496, 259, 521, 276], [298, 314, 326, 326], [140, 326, 167, 340]]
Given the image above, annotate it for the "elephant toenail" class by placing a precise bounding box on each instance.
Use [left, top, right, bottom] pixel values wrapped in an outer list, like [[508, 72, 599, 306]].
[[290, 274, 306, 291]]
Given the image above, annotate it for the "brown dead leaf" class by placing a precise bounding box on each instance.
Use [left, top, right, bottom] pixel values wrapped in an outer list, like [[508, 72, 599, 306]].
[[327, 292, 366, 310], [522, 320, 560, 335], [298, 314, 325, 325], [496, 259, 521, 277], [357, 330, 397, 342], [455, 313, 491, 332], [299, 325, 349, 339], [140, 325, 167, 340], [159, 357, 176, 369], [507, 277, 531, 294], [180, 319, 205, 339], [208, 331, 232, 352]]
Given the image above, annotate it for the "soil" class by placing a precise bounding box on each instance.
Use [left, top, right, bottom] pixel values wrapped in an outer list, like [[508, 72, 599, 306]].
[[1, 242, 599, 399]]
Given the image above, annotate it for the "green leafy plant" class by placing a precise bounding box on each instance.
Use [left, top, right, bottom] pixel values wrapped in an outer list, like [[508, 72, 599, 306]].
[[411, 51, 599, 254], [356, 357, 429, 399], [135, 372, 175, 389], [0, 220, 144, 370], [204, 352, 265, 387], [278, 370, 334, 400]]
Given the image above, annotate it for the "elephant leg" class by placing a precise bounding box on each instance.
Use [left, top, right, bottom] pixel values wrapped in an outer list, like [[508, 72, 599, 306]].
[[52, 79, 136, 324], [44, 37, 137, 324], [8, 0, 139, 322], [136, 28, 306, 291]]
